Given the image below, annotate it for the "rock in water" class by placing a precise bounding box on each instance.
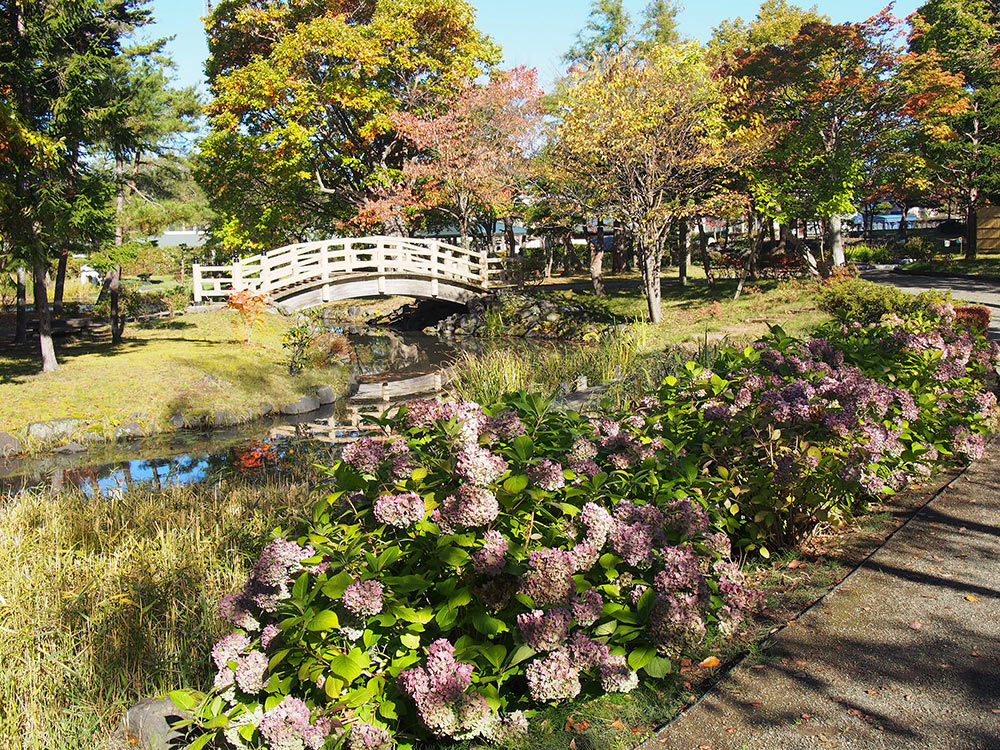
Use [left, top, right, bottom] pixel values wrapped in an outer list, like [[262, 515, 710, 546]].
[[26, 418, 81, 442], [315, 385, 337, 404], [280, 396, 321, 415], [0, 432, 22, 457]]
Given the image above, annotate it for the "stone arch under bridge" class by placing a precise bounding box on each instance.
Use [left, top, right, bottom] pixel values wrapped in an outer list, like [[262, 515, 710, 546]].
[[193, 236, 502, 312]]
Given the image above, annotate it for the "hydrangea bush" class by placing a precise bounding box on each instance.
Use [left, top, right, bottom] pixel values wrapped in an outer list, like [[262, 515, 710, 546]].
[[173, 304, 998, 750]]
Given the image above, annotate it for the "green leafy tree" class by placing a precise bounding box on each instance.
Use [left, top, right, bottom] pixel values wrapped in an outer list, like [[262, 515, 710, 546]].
[[199, 0, 499, 255], [92, 43, 201, 343], [910, 0, 1000, 258], [0, 0, 149, 370]]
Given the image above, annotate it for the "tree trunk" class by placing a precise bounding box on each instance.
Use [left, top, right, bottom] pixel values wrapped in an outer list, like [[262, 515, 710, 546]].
[[591, 219, 606, 297], [15, 265, 27, 344], [562, 231, 574, 276], [828, 214, 845, 267], [53, 248, 69, 315], [109, 264, 124, 344], [675, 219, 688, 286], [898, 202, 909, 240], [611, 221, 623, 274], [966, 192, 978, 261], [735, 215, 767, 301], [639, 232, 663, 323], [543, 235, 554, 279], [33, 263, 58, 372], [697, 218, 714, 287]]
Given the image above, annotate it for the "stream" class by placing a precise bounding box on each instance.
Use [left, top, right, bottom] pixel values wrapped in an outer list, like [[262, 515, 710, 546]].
[[0, 329, 470, 496]]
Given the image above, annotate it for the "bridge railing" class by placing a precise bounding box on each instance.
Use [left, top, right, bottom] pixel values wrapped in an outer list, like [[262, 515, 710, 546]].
[[192, 236, 502, 303]]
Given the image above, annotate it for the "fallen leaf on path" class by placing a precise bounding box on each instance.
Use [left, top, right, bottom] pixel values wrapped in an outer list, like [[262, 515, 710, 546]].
[[933, 555, 945, 562], [909, 621, 923, 631], [610, 720, 625, 730], [788, 560, 803, 568], [965, 595, 980, 602], [699, 656, 721, 668], [801, 714, 811, 720], [971, 652, 981, 657]]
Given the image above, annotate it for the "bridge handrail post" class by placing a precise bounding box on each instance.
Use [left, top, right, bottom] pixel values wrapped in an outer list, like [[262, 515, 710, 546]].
[[193, 263, 202, 303], [232, 263, 242, 293]]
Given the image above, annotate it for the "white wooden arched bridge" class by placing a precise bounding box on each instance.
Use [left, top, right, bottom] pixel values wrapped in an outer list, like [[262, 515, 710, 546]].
[[192, 236, 502, 311]]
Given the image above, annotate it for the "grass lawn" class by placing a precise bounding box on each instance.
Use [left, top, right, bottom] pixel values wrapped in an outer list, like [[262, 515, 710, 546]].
[[538, 274, 828, 352], [0, 310, 347, 440], [902, 251, 1000, 278]]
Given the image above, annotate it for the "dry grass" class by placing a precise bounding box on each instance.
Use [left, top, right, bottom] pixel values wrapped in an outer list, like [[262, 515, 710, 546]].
[[0, 481, 309, 750]]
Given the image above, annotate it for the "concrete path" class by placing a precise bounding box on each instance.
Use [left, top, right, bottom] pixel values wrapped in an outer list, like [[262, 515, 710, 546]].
[[644, 438, 1000, 750], [862, 270, 1000, 339]]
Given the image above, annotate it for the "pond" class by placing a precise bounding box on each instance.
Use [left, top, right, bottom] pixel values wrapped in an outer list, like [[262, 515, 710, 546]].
[[0, 329, 470, 496]]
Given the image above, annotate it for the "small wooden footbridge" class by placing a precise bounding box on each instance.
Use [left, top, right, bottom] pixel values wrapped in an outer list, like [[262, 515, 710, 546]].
[[193, 236, 503, 311]]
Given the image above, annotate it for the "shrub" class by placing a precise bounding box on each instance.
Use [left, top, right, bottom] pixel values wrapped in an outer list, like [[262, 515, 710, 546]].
[[898, 236, 937, 260], [174, 309, 1000, 750], [228, 290, 270, 345], [283, 312, 353, 374], [93, 286, 189, 320], [843, 243, 895, 265], [815, 277, 948, 324], [174, 394, 761, 749], [955, 306, 991, 336]]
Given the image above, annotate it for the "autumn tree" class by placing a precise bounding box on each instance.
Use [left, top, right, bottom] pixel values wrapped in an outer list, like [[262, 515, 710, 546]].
[[730, 9, 966, 268], [199, 0, 499, 254], [365, 67, 541, 249], [910, 0, 1000, 258], [554, 44, 752, 322]]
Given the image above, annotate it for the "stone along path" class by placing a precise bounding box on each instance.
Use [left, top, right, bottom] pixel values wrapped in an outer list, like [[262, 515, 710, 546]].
[[644, 438, 1000, 750], [862, 270, 1000, 339]]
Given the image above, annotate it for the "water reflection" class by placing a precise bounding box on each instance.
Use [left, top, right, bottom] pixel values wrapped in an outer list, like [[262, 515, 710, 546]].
[[1, 331, 458, 496]]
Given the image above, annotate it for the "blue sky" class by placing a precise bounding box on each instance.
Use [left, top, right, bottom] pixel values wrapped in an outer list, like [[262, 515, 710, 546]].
[[148, 0, 923, 93]]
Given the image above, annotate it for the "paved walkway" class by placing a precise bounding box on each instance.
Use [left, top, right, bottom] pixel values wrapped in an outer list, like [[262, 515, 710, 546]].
[[644, 438, 1000, 750], [862, 270, 1000, 339]]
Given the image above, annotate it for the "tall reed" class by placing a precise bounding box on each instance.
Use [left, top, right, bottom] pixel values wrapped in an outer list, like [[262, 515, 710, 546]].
[[0, 481, 307, 749]]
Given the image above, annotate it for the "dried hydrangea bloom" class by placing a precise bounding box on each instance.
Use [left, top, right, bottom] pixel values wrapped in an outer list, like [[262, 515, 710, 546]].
[[471, 530, 508, 575], [525, 648, 581, 702], [648, 594, 706, 658], [571, 589, 604, 626], [566, 437, 598, 463], [579, 502, 613, 547], [349, 721, 392, 750], [529, 459, 566, 491], [219, 594, 254, 631], [611, 501, 665, 568], [516, 608, 571, 651], [342, 579, 385, 618], [567, 631, 609, 669], [664, 498, 709, 538], [260, 623, 280, 651], [258, 696, 331, 750], [654, 546, 703, 596], [341, 437, 386, 474], [374, 492, 425, 528], [482, 711, 529, 744], [568, 459, 601, 481], [398, 639, 493, 739], [212, 632, 251, 670], [951, 426, 986, 460], [600, 654, 639, 693], [234, 650, 268, 693], [437, 486, 499, 531], [519, 548, 576, 607], [483, 410, 526, 441], [456, 445, 508, 486]]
